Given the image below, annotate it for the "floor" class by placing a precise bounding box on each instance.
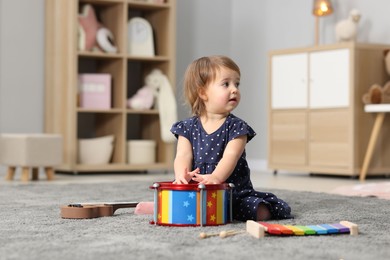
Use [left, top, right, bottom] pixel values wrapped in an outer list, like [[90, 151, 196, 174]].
[[2, 168, 389, 194]]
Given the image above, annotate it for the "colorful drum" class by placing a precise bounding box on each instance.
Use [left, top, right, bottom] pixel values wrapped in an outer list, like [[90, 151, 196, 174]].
[[150, 182, 234, 226]]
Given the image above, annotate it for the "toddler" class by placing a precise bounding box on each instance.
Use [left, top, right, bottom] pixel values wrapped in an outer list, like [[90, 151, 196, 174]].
[[170, 55, 292, 221]]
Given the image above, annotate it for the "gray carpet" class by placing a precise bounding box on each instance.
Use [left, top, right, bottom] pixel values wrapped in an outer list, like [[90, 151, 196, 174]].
[[0, 180, 389, 260]]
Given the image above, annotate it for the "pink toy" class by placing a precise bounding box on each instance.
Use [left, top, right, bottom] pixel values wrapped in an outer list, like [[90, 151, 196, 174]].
[[127, 68, 177, 142], [78, 4, 99, 51], [78, 4, 117, 53], [134, 201, 154, 215], [127, 86, 155, 110]]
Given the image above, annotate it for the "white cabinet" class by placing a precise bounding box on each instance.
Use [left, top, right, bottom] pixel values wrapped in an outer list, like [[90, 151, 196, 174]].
[[271, 49, 350, 110], [268, 43, 390, 177]]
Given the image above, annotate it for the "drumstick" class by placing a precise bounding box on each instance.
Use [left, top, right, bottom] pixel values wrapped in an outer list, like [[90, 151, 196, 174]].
[[199, 230, 236, 239], [199, 232, 220, 239], [219, 230, 245, 238]]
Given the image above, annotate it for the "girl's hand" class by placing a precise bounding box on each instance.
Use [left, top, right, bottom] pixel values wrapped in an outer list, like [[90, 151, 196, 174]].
[[192, 173, 221, 184], [173, 168, 200, 184]]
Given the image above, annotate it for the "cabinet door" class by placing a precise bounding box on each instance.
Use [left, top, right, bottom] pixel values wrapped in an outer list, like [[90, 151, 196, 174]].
[[269, 111, 306, 166], [309, 49, 350, 108], [271, 53, 308, 109]]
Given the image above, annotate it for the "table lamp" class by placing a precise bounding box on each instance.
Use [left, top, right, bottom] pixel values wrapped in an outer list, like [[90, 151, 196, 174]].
[[313, 0, 334, 45]]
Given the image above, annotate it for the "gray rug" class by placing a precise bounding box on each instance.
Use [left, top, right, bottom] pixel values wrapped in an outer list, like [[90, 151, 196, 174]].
[[0, 180, 389, 260]]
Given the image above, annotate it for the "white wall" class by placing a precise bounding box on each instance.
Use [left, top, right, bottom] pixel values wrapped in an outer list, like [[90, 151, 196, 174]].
[[1, 0, 390, 170], [176, 0, 390, 169], [176, 0, 233, 117], [0, 0, 45, 133]]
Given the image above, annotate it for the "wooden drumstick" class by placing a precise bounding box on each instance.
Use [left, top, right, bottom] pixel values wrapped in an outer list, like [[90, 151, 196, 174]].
[[219, 230, 245, 238], [199, 230, 236, 239], [199, 232, 220, 239]]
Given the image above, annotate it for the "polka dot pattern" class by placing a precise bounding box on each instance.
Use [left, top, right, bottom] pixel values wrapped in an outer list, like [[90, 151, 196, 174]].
[[171, 114, 292, 221]]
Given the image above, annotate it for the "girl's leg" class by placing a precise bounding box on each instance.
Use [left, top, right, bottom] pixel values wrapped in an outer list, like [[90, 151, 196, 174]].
[[257, 204, 272, 221]]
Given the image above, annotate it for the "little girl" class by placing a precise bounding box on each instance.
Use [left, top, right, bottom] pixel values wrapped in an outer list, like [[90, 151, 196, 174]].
[[170, 55, 292, 221]]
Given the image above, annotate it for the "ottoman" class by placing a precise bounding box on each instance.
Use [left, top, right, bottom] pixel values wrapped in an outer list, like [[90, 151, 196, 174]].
[[0, 134, 63, 182]]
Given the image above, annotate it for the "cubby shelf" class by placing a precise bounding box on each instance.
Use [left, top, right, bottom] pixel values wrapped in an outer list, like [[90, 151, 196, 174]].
[[45, 0, 176, 173]]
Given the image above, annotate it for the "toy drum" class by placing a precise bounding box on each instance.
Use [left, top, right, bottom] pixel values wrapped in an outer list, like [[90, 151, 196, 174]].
[[150, 182, 234, 226]]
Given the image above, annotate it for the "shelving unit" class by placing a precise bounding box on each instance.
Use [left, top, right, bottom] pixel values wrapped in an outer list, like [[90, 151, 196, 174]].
[[268, 43, 390, 177], [45, 0, 176, 173]]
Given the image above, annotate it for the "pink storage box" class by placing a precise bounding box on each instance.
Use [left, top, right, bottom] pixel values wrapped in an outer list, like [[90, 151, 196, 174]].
[[78, 73, 112, 109]]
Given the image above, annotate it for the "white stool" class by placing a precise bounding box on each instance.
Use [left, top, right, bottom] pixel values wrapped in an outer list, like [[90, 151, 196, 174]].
[[0, 134, 62, 182]]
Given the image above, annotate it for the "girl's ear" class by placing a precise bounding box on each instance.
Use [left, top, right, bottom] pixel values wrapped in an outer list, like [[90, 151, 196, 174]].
[[198, 87, 208, 101]]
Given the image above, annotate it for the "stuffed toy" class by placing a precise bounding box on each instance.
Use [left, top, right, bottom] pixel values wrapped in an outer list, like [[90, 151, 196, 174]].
[[78, 4, 117, 53], [145, 69, 177, 143], [362, 83, 390, 104], [362, 51, 390, 104], [127, 69, 177, 143], [335, 9, 361, 42], [127, 86, 156, 110], [385, 49, 390, 75]]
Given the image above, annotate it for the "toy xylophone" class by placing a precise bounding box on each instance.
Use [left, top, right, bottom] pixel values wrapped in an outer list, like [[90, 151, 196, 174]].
[[246, 220, 358, 238], [200, 220, 359, 239]]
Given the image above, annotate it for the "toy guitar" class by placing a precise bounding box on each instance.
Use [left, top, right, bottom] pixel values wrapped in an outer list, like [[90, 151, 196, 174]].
[[61, 201, 138, 219]]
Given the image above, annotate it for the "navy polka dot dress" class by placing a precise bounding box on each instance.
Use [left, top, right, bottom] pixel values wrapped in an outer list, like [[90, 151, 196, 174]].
[[171, 114, 292, 221]]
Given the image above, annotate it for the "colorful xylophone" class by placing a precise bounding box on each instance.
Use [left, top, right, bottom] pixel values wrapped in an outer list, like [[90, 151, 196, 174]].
[[246, 220, 358, 238]]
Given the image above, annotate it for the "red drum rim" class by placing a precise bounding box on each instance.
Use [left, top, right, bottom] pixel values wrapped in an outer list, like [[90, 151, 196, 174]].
[[150, 181, 230, 191], [149, 220, 229, 227]]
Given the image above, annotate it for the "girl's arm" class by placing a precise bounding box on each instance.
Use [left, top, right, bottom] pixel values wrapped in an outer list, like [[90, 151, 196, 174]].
[[192, 135, 247, 184], [173, 135, 199, 184]]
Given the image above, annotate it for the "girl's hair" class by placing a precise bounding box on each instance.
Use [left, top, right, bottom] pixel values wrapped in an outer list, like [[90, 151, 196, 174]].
[[183, 55, 241, 116]]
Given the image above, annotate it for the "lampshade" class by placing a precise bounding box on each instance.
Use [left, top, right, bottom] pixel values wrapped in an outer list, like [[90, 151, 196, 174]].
[[313, 0, 334, 17]]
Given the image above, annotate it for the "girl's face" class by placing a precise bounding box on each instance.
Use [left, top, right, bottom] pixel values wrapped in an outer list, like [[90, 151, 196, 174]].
[[200, 67, 240, 115]]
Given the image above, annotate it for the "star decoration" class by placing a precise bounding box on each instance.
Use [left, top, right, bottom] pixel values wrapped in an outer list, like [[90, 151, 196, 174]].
[[78, 4, 100, 51]]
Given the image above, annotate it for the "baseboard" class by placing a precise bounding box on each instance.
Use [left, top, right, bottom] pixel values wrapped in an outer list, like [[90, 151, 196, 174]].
[[247, 158, 267, 171]]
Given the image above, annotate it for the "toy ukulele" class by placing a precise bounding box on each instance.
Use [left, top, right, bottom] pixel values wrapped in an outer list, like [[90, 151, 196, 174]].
[[61, 202, 138, 219]]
